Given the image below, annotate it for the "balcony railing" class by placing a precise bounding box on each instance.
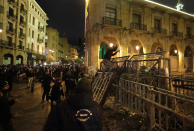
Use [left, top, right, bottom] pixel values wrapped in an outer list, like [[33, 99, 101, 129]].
[[8, 0, 17, 7], [0, 5, 4, 14], [18, 45, 24, 50], [20, 8, 27, 15], [6, 28, 15, 35], [19, 33, 25, 39], [7, 13, 17, 21], [152, 27, 167, 35], [20, 21, 26, 27], [38, 26, 44, 31], [0, 41, 16, 48], [185, 34, 194, 39], [37, 38, 43, 43], [102, 17, 122, 26], [130, 23, 147, 31], [0, 22, 3, 28], [171, 31, 183, 38]]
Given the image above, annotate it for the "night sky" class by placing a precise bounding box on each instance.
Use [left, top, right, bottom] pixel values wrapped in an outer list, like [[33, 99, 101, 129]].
[[36, 0, 194, 46]]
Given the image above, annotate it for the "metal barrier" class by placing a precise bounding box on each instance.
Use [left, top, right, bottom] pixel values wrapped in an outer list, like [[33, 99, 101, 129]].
[[92, 72, 113, 104], [113, 78, 194, 130]]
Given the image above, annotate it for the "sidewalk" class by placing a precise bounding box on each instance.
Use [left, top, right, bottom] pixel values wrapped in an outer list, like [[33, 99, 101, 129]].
[[11, 81, 50, 131]]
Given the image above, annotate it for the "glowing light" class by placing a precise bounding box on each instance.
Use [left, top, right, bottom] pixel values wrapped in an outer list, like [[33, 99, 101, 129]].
[[85, 0, 88, 3], [109, 43, 113, 48], [44, 62, 47, 66], [136, 45, 140, 51], [176, 3, 184, 11], [81, 57, 83, 59], [174, 49, 178, 54], [0, 29, 2, 33]]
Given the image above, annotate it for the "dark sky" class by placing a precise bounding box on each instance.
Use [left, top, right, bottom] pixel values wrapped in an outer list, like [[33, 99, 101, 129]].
[[36, 0, 194, 45]]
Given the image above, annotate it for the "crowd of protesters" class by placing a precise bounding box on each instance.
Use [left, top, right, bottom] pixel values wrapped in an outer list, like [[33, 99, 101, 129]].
[[0, 64, 102, 131]]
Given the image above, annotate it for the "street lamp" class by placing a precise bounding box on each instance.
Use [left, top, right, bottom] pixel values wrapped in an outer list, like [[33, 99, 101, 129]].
[[136, 45, 140, 51], [109, 43, 113, 48], [0, 29, 2, 33], [174, 49, 178, 54]]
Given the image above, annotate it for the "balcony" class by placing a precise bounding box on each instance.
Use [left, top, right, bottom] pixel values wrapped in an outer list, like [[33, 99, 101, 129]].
[[185, 34, 194, 39], [8, 0, 17, 7], [6, 28, 15, 35], [7, 14, 16, 21], [152, 28, 167, 35], [102, 17, 122, 26], [19, 33, 25, 39], [37, 38, 43, 43], [20, 8, 27, 15], [20, 21, 26, 27], [130, 23, 147, 31], [18, 45, 24, 50], [171, 31, 183, 38], [0, 5, 4, 14], [38, 26, 44, 32], [1, 41, 16, 48]]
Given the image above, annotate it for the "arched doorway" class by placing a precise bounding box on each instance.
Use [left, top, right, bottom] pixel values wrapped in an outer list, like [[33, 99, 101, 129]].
[[151, 42, 163, 53], [99, 43, 107, 59], [184, 46, 193, 72], [169, 45, 179, 72], [129, 40, 144, 54], [3, 54, 13, 65], [16, 55, 23, 65]]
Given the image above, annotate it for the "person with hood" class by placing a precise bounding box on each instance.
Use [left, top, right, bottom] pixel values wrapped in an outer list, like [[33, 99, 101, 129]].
[[0, 81, 15, 131], [44, 76, 102, 131]]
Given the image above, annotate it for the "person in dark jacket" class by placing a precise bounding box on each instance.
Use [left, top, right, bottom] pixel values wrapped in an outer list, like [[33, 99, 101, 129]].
[[0, 81, 14, 131], [43, 76, 102, 131], [41, 71, 53, 102], [50, 78, 64, 106]]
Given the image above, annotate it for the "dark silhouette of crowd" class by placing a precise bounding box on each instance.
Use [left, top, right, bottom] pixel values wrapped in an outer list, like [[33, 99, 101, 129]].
[[0, 64, 102, 131]]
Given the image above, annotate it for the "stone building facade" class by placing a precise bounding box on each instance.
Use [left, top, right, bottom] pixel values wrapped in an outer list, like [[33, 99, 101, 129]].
[[26, 0, 47, 65], [58, 37, 70, 61], [46, 27, 71, 63], [0, 0, 28, 65], [45, 27, 59, 63], [0, 0, 47, 65], [85, 0, 194, 73]]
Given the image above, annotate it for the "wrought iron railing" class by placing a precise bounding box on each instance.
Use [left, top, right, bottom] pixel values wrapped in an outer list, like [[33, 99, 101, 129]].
[[20, 21, 26, 27], [130, 23, 147, 31], [102, 17, 122, 26], [6, 28, 15, 35], [185, 34, 194, 39], [20, 8, 27, 14], [8, 0, 17, 6], [7, 13, 16, 21], [37, 38, 43, 43], [19, 33, 25, 39], [152, 27, 167, 35], [171, 31, 183, 38], [38, 26, 44, 31]]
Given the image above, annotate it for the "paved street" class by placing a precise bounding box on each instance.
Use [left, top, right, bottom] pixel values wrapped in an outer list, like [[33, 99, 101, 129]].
[[8, 80, 144, 131], [11, 81, 50, 131]]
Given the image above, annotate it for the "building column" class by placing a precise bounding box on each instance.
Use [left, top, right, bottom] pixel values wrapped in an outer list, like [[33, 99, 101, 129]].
[[178, 51, 184, 73]]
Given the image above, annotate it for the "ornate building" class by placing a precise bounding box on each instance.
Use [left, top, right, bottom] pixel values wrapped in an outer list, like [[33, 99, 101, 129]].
[[85, 0, 194, 73], [0, 0, 28, 65], [26, 0, 47, 65], [46, 27, 71, 63], [0, 0, 47, 65]]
